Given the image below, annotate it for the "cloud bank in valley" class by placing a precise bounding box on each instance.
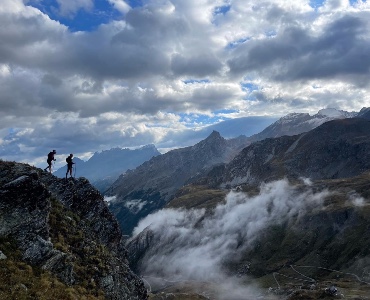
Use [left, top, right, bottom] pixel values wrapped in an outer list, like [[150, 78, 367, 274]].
[[1, 0, 370, 165], [131, 179, 331, 298]]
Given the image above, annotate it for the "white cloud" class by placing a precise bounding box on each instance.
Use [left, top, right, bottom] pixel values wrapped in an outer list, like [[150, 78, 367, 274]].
[[107, 0, 131, 14], [131, 179, 330, 297], [56, 0, 94, 17], [1, 0, 370, 164]]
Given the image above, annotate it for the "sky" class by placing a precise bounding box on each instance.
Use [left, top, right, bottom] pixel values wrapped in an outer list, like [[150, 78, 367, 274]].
[[1, 0, 370, 167]]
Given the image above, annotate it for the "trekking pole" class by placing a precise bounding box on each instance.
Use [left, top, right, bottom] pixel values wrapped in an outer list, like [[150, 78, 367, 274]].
[[74, 164, 77, 178]]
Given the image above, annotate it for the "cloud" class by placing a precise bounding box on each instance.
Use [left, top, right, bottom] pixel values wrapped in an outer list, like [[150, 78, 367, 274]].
[[1, 0, 370, 164], [56, 0, 94, 17], [107, 0, 131, 14], [227, 15, 370, 85], [131, 179, 330, 297]]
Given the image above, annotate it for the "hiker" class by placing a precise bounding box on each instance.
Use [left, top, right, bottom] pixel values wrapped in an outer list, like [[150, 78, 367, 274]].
[[66, 154, 75, 179], [44, 150, 56, 173]]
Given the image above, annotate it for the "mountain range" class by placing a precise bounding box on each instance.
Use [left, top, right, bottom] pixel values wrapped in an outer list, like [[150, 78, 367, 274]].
[[105, 107, 368, 236], [2, 107, 370, 299], [54, 145, 160, 192], [124, 113, 370, 299]]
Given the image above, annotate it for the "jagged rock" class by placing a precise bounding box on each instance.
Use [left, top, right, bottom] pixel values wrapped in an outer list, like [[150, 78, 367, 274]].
[[0, 160, 147, 300]]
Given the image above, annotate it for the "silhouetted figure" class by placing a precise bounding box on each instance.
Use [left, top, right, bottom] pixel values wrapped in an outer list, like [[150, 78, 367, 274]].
[[66, 154, 75, 179], [44, 150, 56, 173]]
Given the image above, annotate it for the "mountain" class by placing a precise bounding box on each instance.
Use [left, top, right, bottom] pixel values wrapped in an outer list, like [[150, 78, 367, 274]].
[[54, 145, 160, 192], [105, 109, 369, 236], [105, 131, 248, 235], [127, 172, 370, 299], [0, 160, 147, 299], [125, 118, 370, 299], [247, 107, 357, 142], [357, 107, 370, 120], [217, 118, 370, 188]]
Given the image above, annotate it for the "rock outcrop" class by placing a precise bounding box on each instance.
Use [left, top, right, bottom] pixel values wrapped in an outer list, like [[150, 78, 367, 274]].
[[0, 160, 147, 299]]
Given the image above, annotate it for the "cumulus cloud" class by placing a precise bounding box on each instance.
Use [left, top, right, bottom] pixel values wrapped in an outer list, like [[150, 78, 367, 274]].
[[1, 0, 370, 164], [107, 0, 131, 14], [131, 179, 330, 297]]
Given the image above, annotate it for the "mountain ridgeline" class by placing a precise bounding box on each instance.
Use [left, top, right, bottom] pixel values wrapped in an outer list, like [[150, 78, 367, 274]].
[[2, 107, 370, 299], [105, 131, 248, 235], [54, 145, 160, 192], [122, 112, 370, 299], [105, 108, 370, 236]]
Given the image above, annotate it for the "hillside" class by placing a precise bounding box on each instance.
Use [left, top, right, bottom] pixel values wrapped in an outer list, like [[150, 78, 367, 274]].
[[218, 118, 370, 188], [0, 160, 147, 300], [127, 172, 370, 299]]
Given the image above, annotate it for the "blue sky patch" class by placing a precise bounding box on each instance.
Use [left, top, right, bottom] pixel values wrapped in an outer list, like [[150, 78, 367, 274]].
[[27, 0, 132, 32], [226, 37, 250, 50], [309, 0, 325, 9], [241, 82, 259, 92], [183, 79, 210, 85], [214, 5, 231, 15], [178, 113, 227, 127]]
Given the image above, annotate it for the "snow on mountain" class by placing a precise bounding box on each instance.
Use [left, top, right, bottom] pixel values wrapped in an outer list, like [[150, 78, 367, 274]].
[[248, 108, 358, 142]]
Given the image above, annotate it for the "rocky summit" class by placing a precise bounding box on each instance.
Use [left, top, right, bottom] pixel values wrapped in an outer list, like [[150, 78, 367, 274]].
[[0, 160, 147, 300]]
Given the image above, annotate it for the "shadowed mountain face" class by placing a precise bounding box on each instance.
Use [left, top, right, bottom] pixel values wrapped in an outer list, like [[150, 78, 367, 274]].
[[217, 118, 370, 188], [105, 131, 249, 235], [357, 107, 370, 120]]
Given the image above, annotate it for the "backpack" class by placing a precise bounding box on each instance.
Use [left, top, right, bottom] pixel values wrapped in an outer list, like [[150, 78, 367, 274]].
[[47, 152, 54, 160]]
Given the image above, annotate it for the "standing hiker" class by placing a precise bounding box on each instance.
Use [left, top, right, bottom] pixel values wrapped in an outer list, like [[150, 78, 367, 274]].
[[66, 154, 75, 179], [44, 150, 56, 173]]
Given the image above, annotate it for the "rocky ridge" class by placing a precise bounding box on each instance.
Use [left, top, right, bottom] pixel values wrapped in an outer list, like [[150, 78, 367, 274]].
[[247, 107, 357, 142], [106, 131, 247, 235], [218, 118, 370, 188], [0, 160, 147, 300]]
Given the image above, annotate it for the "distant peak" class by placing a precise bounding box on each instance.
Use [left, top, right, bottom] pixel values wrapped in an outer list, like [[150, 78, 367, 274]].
[[317, 108, 342, 118], [206, 130, 222, 140], [140, 144, 157, 150]]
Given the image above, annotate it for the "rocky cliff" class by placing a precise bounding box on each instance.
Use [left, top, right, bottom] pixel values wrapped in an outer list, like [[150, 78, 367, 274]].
[[0, 160, 147, 300]]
